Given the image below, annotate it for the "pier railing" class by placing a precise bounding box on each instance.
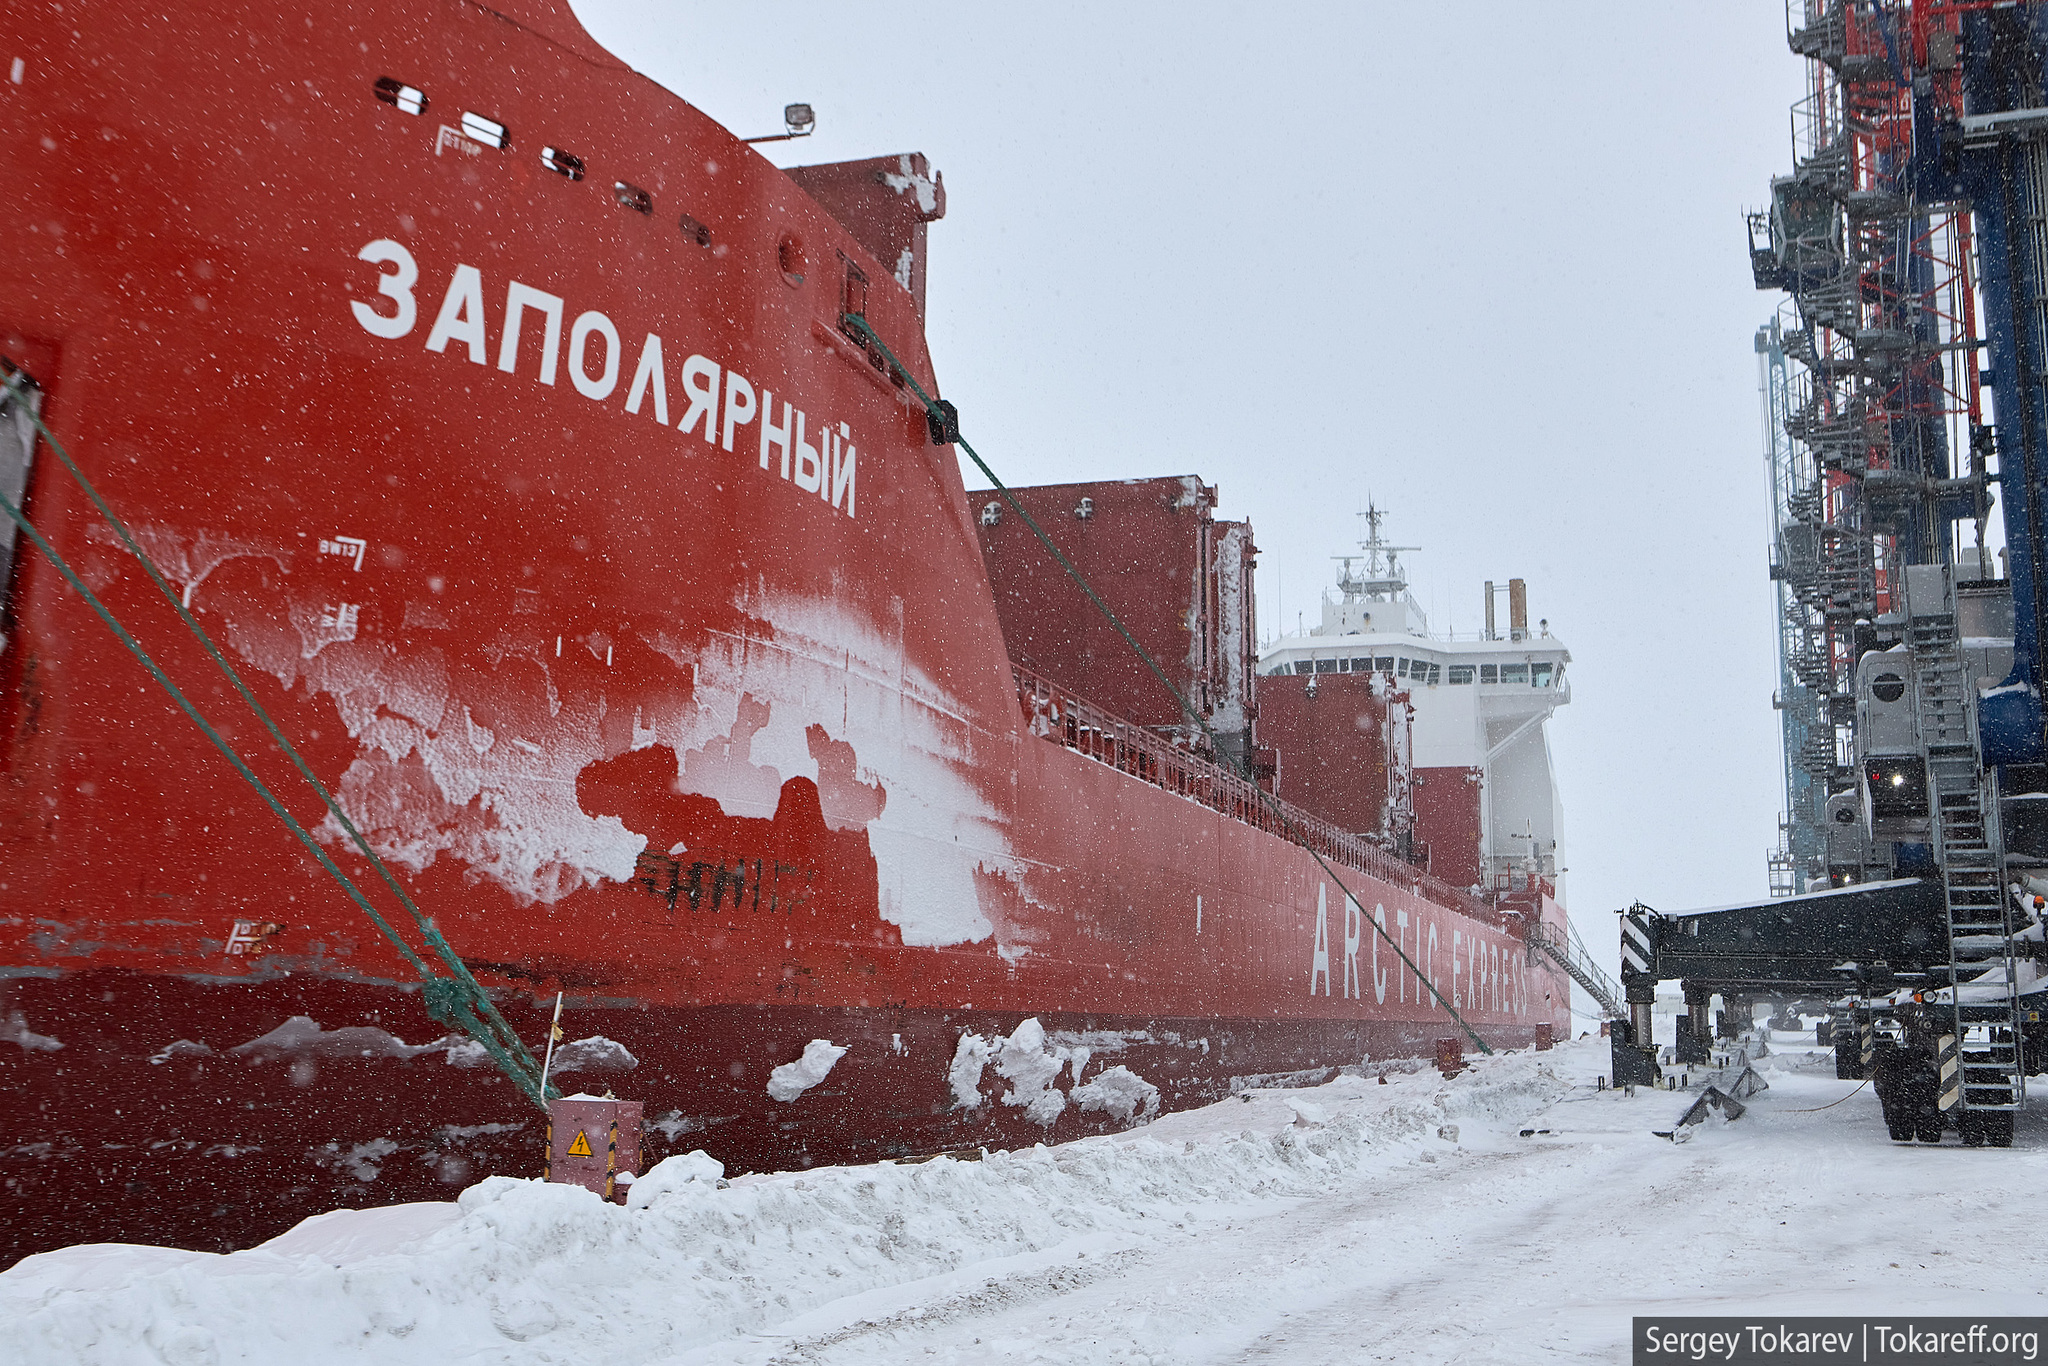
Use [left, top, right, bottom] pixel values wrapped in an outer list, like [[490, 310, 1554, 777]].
[[1011, 664, 1497, 925]]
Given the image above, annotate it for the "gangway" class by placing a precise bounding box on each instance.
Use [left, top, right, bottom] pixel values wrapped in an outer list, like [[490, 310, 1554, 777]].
[[1526, 918, 1623, 1020]]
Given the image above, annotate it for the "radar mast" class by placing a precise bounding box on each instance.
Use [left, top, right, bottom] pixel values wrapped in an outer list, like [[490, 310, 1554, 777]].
[[1334, 503, 1420, 605]]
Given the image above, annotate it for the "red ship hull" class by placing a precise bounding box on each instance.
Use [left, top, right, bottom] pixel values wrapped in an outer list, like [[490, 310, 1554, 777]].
[[0, 0, 1569, 1263]]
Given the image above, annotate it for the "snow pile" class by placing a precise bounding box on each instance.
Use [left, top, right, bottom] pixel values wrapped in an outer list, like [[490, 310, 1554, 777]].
[[1, 1046, 1574, 1365], [1282, 1096, 1329, 1127], [253, 1202, 462, 1264], [765, 1038, 847, 1101], [624, 1149, 725, 1210]]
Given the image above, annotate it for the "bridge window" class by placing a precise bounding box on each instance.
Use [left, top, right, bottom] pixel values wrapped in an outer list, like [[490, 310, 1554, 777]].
[[1501, 663, 1529, 684], [1448, 665, 1475, 684], [1532, 662, 1555, 687], [1480, 665, 1499, 684], [1375, 656, 1394, 672]]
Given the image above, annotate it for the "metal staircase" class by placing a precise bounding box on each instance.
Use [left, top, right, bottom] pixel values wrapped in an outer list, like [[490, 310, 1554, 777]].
[[1526, 918, 1623, 1020], [1906, 566, 2024, 1120]]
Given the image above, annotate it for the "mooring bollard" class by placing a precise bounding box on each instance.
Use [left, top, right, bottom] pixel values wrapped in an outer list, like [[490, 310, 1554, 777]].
[[544, 1093, 643, 1202]]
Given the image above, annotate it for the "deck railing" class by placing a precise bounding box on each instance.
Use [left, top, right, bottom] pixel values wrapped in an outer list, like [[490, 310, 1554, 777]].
[[1011, 664, 1498, 926]]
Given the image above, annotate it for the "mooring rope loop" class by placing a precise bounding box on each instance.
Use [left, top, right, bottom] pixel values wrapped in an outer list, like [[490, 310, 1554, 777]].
[[838, 313, 1497, 1054], [0, 368, 552, 1108]]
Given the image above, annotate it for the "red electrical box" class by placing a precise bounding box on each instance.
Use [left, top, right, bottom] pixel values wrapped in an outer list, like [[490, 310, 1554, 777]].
[[1534, 1022, 1554, 1051], [1435, 1038, 1465, 1077], [545, 1095, 642, 1202]]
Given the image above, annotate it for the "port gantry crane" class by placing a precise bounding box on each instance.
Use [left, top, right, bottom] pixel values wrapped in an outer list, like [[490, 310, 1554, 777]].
[[1618, 0, 2048, 1147]]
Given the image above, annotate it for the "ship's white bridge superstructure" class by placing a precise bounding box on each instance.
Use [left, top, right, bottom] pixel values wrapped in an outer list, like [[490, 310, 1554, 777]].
[[1258, 510, 1569, 892]]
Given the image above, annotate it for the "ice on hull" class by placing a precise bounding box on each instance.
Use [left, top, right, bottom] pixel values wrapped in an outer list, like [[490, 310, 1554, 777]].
[[0, 972, 1551, 1260]]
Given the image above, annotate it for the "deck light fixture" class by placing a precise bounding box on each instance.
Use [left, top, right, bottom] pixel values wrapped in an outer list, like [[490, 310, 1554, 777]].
[[743, 103, 817, 144]]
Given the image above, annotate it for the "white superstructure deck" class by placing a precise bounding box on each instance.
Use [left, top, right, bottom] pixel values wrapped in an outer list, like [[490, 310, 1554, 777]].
[[1259, 510, 1569, 892]]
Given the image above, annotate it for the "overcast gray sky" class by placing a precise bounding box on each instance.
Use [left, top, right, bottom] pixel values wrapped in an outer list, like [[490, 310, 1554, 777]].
[[570, 2, 1813, 965]]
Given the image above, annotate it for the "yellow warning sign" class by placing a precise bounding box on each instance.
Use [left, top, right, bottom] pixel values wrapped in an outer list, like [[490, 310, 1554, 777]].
[[567, 1129, 593, 1157]]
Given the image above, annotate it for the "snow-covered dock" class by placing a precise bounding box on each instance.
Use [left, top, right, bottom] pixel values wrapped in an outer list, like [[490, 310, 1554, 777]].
[[6, 1036, 2043, 1364]]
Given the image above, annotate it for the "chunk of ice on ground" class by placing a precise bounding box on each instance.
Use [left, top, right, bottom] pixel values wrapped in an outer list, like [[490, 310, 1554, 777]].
[[626, 1149, 726, 1210]]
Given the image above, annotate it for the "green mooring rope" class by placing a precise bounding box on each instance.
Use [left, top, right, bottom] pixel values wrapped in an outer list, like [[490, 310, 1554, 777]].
[[838, 314, 1494, 1054], [0, 370, 552, 1109]]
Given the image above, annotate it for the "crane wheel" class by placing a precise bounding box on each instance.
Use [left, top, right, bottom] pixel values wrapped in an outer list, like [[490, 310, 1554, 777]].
[[1955, 1110, 2013, 1147]]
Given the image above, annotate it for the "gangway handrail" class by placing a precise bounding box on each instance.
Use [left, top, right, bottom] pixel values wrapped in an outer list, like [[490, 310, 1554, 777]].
[[1526, 918, 1624, 1018]]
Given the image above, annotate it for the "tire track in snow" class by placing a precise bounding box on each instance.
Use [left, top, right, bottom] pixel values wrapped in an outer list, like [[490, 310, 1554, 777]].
[[746, 1051, 2048, 1366]]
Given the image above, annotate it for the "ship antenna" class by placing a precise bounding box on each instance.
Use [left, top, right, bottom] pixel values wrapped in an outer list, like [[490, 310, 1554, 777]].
[[1336, 501, 1419, 601]]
